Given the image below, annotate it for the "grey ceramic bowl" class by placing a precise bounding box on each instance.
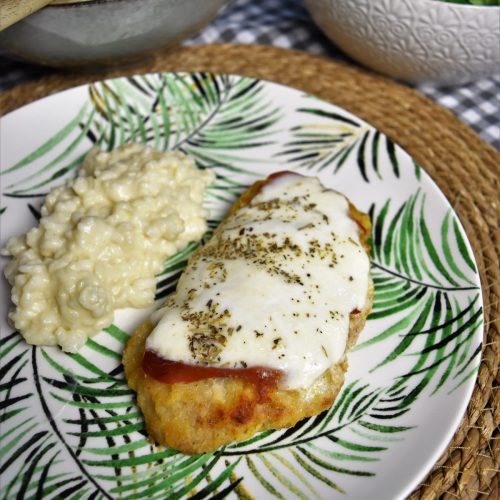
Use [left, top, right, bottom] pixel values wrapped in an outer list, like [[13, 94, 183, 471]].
[[305, 0, 500, 85], [0, 0, 230, 68]]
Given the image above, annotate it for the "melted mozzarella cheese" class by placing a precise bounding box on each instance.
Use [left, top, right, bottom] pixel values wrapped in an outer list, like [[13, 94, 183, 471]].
[[147, 173, 370, 389]]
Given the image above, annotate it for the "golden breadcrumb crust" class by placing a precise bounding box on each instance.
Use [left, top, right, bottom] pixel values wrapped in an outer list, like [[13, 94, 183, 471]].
[[123, 176, 373, 454]]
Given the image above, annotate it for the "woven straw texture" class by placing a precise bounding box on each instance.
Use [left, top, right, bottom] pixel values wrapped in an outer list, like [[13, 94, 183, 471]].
[[0, 44, 498, 499]]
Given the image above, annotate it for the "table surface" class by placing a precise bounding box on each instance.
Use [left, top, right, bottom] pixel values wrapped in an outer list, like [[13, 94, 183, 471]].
[[0, 0, 499, 151]]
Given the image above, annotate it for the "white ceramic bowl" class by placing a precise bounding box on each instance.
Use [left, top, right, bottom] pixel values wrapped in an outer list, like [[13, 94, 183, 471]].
[[0, 0, 230, 68], [305, 0, 500, 85]]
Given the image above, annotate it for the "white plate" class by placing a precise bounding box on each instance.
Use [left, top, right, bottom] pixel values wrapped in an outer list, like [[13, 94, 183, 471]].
[[0, 73, 483, 499]]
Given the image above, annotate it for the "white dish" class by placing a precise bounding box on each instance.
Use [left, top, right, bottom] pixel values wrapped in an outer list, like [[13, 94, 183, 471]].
[[0, 73, 483, 499], [305, 0, 500, 85]]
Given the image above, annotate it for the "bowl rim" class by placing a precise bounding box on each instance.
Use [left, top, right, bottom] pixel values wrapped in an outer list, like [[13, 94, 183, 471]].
[[421, 0, 499, 9], [46, 0, 146, 8], [50, 0, 500, 9]]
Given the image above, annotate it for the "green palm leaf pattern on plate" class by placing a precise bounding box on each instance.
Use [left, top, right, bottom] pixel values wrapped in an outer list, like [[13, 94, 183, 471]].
[[360, 191, 482, 401], [2, 74, 281, 201], [275, 105, 421, 182], [0, 73, 482, 499]]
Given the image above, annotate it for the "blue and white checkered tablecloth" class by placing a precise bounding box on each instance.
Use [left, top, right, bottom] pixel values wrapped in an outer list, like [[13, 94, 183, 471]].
[[1, 0, 498, 150]]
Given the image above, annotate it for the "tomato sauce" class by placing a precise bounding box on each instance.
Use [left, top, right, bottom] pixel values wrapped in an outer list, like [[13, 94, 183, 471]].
[[267, 170, 298, 182], [142, 349, 283, 388]]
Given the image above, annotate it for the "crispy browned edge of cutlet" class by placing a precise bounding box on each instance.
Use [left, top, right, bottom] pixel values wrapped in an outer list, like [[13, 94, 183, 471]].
[[123, 176, 373, 455]]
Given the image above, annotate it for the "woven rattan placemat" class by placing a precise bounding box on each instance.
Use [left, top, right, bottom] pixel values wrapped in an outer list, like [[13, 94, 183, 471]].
[[1, 44, 498, 499]]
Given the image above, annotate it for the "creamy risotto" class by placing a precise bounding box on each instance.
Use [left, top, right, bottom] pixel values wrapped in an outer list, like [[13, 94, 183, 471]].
[[1, 144, 214, 352]]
